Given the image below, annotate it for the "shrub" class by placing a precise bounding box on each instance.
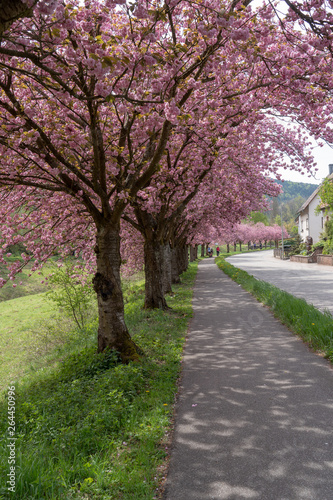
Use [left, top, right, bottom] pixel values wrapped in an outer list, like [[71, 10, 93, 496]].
[[45, 261, 95, 330]]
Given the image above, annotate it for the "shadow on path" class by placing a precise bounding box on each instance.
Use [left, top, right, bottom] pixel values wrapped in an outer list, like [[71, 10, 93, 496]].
[[164, 259, 333, 500]]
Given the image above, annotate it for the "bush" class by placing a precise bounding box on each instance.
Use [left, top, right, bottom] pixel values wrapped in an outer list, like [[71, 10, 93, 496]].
[[45, 261, 95, 330], [289, 238, 306, 256]]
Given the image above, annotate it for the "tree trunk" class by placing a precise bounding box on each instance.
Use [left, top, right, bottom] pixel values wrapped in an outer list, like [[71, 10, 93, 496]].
[[227, 243, 230, 253], [162, 243, 173, 294], [171, 246, 181, 284], [133, 209, 169, 310], [201, 244, 205, 257], [0, 0, 37, 36], [190, 245, 197, 262], [239, 242, 242, 251], [189, 246, 194, 262], [184, 245, 189, 271], [234, 242, 237, 252], [205, 244, 209, 256], [177, 244, 188, 275], [144, 235, 169, 310], [93, 222, 141, 362]]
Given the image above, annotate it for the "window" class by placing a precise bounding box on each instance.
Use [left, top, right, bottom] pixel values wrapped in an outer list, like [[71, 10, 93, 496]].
[[306, 218, 309, 230]]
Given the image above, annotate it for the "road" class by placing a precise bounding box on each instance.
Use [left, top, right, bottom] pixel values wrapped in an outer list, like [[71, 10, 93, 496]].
[[226, 249, 333, 317], [164, 258, 333, 500]]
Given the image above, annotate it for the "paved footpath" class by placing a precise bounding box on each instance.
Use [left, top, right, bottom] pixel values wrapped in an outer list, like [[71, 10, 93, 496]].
[[164, 258, 333, 500]]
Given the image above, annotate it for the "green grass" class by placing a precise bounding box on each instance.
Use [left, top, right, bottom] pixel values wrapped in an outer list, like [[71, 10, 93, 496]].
[[206, 244, 271, 257], [0, 293, 58, 393], [0, 258, 98, 393], [0, 260, 53, 302], [0, 262, 197, 500], [216, 255, 333, 363]]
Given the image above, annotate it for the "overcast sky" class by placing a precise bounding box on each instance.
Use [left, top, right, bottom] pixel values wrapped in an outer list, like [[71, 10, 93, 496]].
[[275, 143, 333, 185]]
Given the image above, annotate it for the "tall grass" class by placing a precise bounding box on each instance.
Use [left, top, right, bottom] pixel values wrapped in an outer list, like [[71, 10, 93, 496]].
[[0, 262, 197, 500], [216, 255, 333, 362]]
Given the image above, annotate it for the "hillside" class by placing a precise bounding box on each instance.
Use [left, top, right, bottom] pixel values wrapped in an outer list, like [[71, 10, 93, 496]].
[[262, 179, 319, 230], [276, 179, 318, 203]]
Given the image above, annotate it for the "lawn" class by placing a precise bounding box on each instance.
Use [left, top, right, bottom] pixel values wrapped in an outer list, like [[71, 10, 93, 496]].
[[0, 259, 52, 302], [0, 261, 198, 499], [0, 293, 56, 393]]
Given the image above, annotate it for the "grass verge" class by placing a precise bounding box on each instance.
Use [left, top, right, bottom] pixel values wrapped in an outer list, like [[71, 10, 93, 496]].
[[0, 262, 197, 500], [216, 255, 333, 363]]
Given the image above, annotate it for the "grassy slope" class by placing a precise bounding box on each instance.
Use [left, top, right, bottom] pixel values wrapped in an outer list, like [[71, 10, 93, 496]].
[[0, 260, 51, 302], [1, 249, 332, 500], [0, 262, 197, 500], [0, 258, 97, 392], [0, 293, 55, 392]]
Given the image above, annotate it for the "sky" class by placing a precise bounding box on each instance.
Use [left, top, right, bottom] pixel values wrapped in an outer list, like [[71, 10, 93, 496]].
[[276, 143, 333, 185], [249, 0, 333, 185]]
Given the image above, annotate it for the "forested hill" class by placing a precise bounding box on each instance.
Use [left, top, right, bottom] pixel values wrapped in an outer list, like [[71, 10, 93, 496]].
[[276, 179, 318, 202], [263, 179, 320, 227]]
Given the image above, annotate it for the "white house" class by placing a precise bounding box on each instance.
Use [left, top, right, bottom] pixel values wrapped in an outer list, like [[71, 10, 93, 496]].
[[296, 167, 333, 244]]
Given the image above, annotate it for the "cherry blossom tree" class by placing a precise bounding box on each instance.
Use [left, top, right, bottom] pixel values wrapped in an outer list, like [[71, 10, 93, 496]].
[[0, 0, 58, 36], [3, 0, 303, 358], [0, 0, 333, 360], [280, 0, 333, 43], [217, 222, 289, 251], [124, 116, 289, 308]]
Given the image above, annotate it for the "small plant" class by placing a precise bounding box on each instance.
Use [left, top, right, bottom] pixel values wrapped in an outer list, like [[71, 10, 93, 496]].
[[288, 235, 305, 256], [45, 261, 95, 330], [322, 216, 333, 255], [312, 240, 325, 250]]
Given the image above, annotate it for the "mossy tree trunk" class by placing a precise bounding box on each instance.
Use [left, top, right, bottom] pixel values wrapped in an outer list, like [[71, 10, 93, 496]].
[[93, 221, 141, 362]]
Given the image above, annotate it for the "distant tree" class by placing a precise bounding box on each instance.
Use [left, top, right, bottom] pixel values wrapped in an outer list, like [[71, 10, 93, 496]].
[[248, 211, 269, 225], [269, 197, 280, 224], [274, 215, 282, 227], [316, 176, 333, 254], [318, 177, 333, 211], [285, 221, 299, 238]]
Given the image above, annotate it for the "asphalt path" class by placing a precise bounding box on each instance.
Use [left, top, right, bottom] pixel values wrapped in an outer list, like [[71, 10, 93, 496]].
[[164, 258, 333, 500], [226, 250, 333, 317]]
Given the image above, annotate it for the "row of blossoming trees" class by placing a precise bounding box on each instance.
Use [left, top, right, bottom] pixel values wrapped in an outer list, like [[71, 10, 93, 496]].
[[0, 0, 333, 360], [199, 223, 289, 255]]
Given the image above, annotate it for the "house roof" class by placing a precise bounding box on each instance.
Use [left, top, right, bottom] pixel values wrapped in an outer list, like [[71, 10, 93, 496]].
[[296, 172, 333, 216]]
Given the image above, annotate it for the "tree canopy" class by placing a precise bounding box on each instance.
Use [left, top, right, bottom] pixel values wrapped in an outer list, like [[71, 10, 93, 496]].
[[1, 0, 333, 359]]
